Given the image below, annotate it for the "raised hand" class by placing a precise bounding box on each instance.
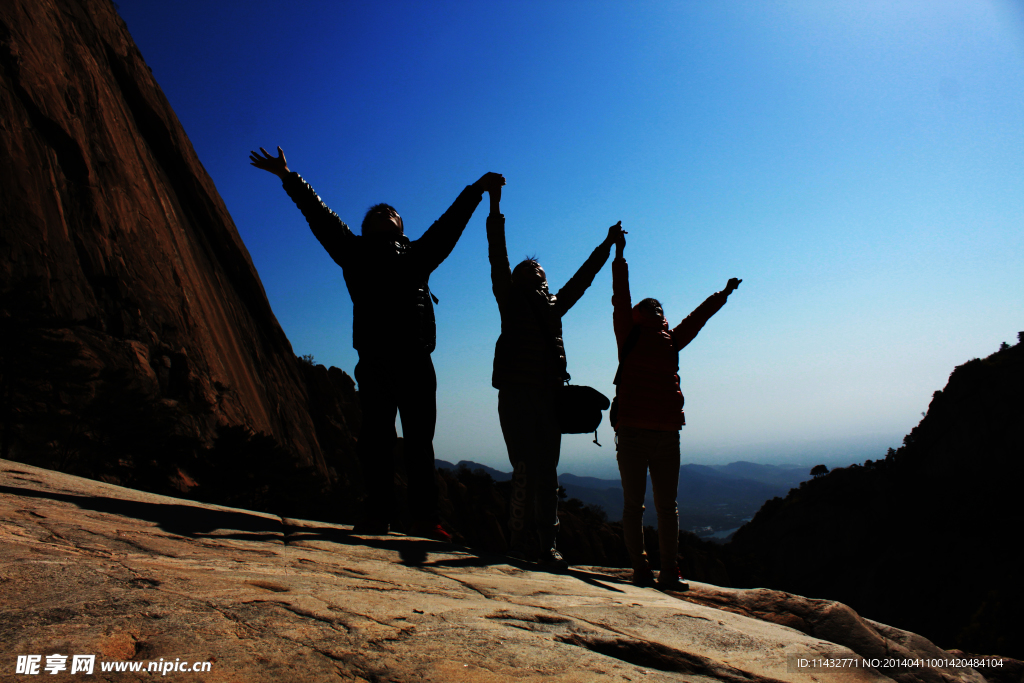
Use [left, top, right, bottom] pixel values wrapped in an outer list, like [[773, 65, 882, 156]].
[[249, 146, 290, 178], [605, 221, 626, 246], [474, 172, 505, 214], [725, 277, 742, 294], [475, 172, 506, 195], [615, 228, 626, 258]]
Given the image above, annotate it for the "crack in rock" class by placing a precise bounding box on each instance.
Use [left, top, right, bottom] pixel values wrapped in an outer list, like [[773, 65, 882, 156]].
[[486, 610, 575, 633], [130, 576, 162, 588], [247, 599, 363, 635], [245, 580, 290, 593], [555, 633, 789, 683], [199, 541, 280, 556], [423, 569, 498, 601]]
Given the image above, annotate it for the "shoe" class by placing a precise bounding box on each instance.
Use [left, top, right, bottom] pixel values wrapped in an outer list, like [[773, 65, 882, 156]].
[[353, 519, 390, 535], [506, 548, 530, 562], [507, 539, 539, 562], [537, 548, 569, 572], [409, 521, 452, 543], [631, 567, 655, 587], [657, 568, 689, 591]]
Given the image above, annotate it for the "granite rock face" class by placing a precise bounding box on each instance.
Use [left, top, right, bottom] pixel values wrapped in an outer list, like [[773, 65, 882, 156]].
[[0, 0, 341, 489], [3, 460, 1008, 683]]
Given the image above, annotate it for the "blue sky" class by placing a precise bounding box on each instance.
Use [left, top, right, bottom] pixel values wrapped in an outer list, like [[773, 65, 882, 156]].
[[117, 1, 1024, 477]]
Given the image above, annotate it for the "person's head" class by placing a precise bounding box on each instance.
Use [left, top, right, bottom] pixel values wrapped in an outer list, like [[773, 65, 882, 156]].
[[512, 257, 547, 289], [362, 203, 404, 237], [633, 297, 665, 325]]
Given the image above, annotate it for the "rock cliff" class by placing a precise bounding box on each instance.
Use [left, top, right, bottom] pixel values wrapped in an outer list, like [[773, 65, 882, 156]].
[[0, 0, 349, 497], [3, 459, 1012, 683]]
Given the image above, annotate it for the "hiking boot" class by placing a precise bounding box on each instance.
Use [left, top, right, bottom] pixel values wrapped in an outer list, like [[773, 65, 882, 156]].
[[537, 548, 569, 572], [409, 521, 452, 543], [631, 566, 656, 587], [507, 531, 538, 562], [657, 568, 689, 591], [506, 548, 531, 562], [352, 519, 390, 535]]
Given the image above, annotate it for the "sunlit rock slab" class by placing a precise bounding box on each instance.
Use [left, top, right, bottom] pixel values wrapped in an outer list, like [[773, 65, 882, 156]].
[[1, 460, 986, 682]]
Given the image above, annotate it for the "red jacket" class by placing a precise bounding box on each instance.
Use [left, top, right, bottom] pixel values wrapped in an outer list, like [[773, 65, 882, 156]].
[[612, 257, 729, 431]]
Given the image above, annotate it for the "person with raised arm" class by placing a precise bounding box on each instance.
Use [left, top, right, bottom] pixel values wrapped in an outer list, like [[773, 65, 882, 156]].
[[250, 146, 504, 541], [611, 229, 741, 589], [486, 183, 623, 568]]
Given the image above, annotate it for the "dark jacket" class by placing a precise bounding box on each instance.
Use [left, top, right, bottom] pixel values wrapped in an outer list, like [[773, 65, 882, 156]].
[[612, 257, 729, 430], [283, 173, 482, 357], [487, 213, 612, 388]]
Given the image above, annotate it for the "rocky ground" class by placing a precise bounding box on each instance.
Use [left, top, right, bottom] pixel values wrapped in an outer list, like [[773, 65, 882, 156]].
[[0, 459, 1004, 683]]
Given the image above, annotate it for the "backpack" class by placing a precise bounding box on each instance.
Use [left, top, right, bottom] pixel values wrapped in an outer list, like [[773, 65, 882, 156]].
[[556, 384, 610, 437], [525, 292, 609, 443]]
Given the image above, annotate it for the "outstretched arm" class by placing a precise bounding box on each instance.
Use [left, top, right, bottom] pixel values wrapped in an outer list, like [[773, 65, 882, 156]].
[[485, 177, 512, 302], [412, 172, 504, 275], [614, 228, 626, 261], [611, 230, 633, 347], [487, 173, 502, 217], [672, 277, 741, 351], [250, 146, 356, 266], [555, 221, 624, 315]]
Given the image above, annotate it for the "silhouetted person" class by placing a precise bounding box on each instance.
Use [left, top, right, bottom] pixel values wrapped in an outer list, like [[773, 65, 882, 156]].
[[250, 146, 504, 540], [611, 230, 740, 588], [486, 184, 624, 568]]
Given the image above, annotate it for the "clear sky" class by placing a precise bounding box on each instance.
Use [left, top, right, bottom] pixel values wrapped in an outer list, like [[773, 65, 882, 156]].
[[116, 1, 1023, 477]]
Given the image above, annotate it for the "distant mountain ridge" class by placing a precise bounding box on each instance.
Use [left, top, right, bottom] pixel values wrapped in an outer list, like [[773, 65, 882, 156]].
[[436, 458, 809, 535], [435, 459, 512, 482]]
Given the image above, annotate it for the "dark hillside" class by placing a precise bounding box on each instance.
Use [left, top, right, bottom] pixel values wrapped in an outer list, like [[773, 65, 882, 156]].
[[729, 335, 1024, 658]]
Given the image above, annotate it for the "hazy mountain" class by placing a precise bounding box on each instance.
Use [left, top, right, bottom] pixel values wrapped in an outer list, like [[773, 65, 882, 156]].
[[708, 461, 810, 488], [437, 459, 810, 537], [435, 459, 512, 482]]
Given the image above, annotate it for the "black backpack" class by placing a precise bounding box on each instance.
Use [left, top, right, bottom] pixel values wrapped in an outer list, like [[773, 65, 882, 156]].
[[556, 384, 610, 437], [525, 292, 610, 443]]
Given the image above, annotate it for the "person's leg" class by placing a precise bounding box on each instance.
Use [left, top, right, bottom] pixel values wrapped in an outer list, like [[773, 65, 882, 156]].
[[648, 430, 681, 575], [498, 384, 538, 556], [532, 385, 562, 560], [616, 426, 651, 574], [354, 359, 399, 528], [397, 353, 439, 526]]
